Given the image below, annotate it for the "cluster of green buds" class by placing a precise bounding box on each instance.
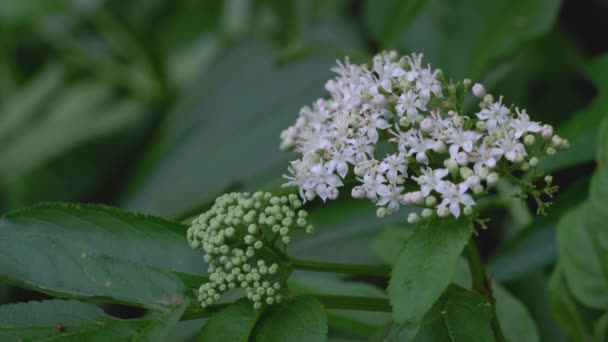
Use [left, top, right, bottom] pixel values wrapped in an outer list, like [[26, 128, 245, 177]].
[[187, 192, 314, 309]]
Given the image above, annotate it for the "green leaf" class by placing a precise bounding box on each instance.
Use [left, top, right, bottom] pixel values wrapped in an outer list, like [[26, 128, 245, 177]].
[[549, 265, 591, 342], [542, 55, 608, 173], [122, 42, 339, 219], [363, 0, 427, 47], [386, 285, 494, 341], [494, 283, 540, 342], [595, 312, 608, 342], [198, 299, 261, 342], [388, 218, 471, 326], [400, 0, 562, 79], [372, 225, 414, 265], [0, 299, 188, 341], [0, 203, 206, 311], [252, 296, 327, 342], [557, 202, 608, 309], [289, 273, 390, 336]]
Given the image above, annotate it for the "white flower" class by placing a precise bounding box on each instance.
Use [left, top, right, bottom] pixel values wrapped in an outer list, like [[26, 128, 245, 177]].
[[396, 90, 426, 121], [476, 96, 510, 131], [359, 112, 390, 142], [414, 167, 449, 196], [378, 154, 408, 183], [359, 167, 386, 201], [447, 129, 482, 157], [405, 132, 435, 164], [436, 181, 475, 218], [470, 140, 502, 173], [327, 146, 355, 179], [510, 108, 541, 138], [494, 131, 527, 162], [376, 183, 404, 213], [416, 67, 443, 99]]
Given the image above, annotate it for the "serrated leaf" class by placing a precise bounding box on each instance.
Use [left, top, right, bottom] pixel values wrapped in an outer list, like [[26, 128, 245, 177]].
[[198, 299, 261, 342], [388, 218, 471, 326], [0, 299, 187, 341], [252, 296, 327, 342], [0, 203, 206, 311], [386, 285, 494, 341], [494, 282, 540, 342]]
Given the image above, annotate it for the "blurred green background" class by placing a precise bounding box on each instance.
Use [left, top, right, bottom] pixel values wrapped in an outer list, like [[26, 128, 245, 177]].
[[1, 0, 607, 340]]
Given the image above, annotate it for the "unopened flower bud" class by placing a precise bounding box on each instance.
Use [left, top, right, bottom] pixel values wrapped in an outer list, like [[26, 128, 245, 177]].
[[407, 213, 421, 224], [478, 167, 490, 180], [463, 79, 472, 87], [421, 208, 434, 218], [529, 157, 539, 167], [410, 191, 423, 204], [466, 175, 481, 188], [546, 147, 556, 156], [476, 120, 487, 131], [514, 152, 524, 164], [420, 118, 433, 132], [437, 206, 450, 218], [473, 184, 484, 195], [541, 124, 553, 141], [524, 134, 535, 147], [486, 172, 500, 187], [433, 141, 447, 153], [545, 175, 553, 184], [472, 83, 486, 98], [425, 196, 437, 207], [520, 162, 530, 171], [351, 186, 366, 199], [483, 94, 494, 104], [456, 152, 469, 166], [459, 167, 474, 180], [376, 207, 387, 218], [551, 135, 563, 148], [399, 116, 411, 127], [463, 206, 473, 216], [445, 159, 459, 175]]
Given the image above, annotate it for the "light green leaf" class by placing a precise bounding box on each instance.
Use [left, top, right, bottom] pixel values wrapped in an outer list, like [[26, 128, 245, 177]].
[[0, 203, 206, 311], [252, 296, 327, 342], [494, 283, 540, 342], [548, 266, 591, 342], [388, 218, 471, 326], [401, 0, 562, 80], [386, 285, 494, 341], [198, 299, 261, 342], [0, 299, 188, 341], [122, 42, 338, 219], [363, 0, 427, 47]]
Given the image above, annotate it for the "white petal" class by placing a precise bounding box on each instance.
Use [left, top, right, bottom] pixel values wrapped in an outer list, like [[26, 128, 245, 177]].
[[449, 203, 461, 218]]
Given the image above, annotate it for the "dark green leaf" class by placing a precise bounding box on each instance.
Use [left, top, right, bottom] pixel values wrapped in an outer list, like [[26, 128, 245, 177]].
[[0, 299, 188, 341], [252, 296, 327, 342], [363, 0, 427, 47], [595, 312, 608, 342], [0, 203, 206, 311], [198, 299, 261, 342], [388, 218, 471, 326], [549, 266, 591, 341], [372, 224, 414, 265], [401, 0, 562, 79], [122, 42, 338, 219], [386, 285, 493, 341], [494, 282, 540, 342]]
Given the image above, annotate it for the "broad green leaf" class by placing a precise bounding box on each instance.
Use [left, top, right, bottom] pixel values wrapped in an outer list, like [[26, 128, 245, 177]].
[[388, 218, 471, 326], [542, 55, 608, 173], [595, 312, 608, 342], [198, 299, 261, 342], [401, 0, 562, 80], [252, 296, 327, 342], [290, 199, 413, 264], [363, 0, 427, 47], [549, 266, 591, 342], [386, 285, 493, 341], [557, 204, 608, 309], [289, 273, 390, 336], [0, 204, 206, 311], [494, 283, 540, 342], [122, 42, 338, 219], [0, 299, 187, 341]]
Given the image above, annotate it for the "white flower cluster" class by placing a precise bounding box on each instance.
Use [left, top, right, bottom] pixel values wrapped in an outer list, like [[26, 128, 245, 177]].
[[281, 51, 567, 220], [187, 192, 314, 309]]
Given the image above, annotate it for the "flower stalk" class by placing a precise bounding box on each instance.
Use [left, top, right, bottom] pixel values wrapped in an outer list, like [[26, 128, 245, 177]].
[[291, 258, 390, 278]]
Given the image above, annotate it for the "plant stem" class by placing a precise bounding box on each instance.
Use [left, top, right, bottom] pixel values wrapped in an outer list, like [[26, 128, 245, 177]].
[[464, 239, 507, 342], [291, 258, 390, 278], [314, 295, 391, 312], [181, 294, 391, 321]]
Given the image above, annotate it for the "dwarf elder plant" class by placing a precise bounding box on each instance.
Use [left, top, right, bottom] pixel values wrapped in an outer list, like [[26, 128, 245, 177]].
[[0, 51, 579, 341]]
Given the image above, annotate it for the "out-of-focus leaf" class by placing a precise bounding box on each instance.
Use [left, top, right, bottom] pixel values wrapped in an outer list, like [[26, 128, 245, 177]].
[[494, 282, 540, 342], [252, 296, 327, 342], [168, 34, 222, 89], [0, 0, 64, 27], [372, 224, 413, 265], [363, 0, 427, 47], [542, 55, 608, 173], [388, 218, 471, 326], [487, 177, 590, 282], [549, 266, 591, 342], [401, 0, 562, 80], [0, 204, 206, 311], [0, 81, 146, 186], [122, 42, 338, 219], [0, 299, 187, 341], [290, 199, 412, 264], [289, 273, 389, 336], [198, 299, 261, 342], [595, 312, 608, 342], [386, 285, 493, 341]]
